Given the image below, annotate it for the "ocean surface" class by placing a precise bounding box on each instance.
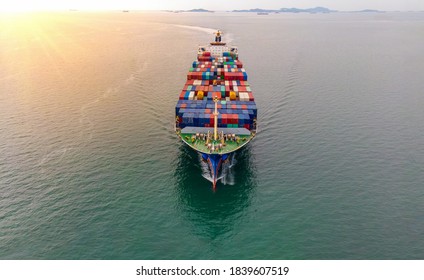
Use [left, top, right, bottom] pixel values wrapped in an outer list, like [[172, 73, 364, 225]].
[[1, 11, 424, 259]]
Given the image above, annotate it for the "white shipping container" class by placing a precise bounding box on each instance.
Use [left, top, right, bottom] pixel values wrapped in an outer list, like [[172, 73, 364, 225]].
[[240, 92, 249, 102], [239, 92, 244, 101], [189, 91, 195, 100]]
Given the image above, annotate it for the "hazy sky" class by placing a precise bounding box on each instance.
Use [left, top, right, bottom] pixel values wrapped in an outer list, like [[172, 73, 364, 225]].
[[2, 0, 424, 12]]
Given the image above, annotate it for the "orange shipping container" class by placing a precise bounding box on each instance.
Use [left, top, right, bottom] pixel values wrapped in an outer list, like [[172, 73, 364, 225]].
[[212, 92, 221, 99]]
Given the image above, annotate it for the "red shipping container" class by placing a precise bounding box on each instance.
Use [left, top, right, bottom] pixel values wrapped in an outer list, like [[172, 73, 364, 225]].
[[244, 124, 250, 129], [222, 114, 228, 124], [181, 103, 187, 108], [179, 91, 185, 100], [248, 92, 254, 101], [226, 114, 232, 124], [228, 114, 233, 124], [241, 104, 248, 110], [205, 109, 211, 114]]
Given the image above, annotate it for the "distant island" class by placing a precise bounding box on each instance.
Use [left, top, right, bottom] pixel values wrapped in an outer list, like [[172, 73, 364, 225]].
[[232, 8, 279, 13], [232, 7, 336, 13], [164, 7, 388, 14], [232, 7, 387, 14], [351, 9, 385, 13], [280, 7, 336, 13], [187, 9, 214, 13], [166, 8, 214, 13]]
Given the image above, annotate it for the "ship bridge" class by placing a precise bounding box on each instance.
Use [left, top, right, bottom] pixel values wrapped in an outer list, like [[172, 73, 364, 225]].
[[198, 35, 238, 58]]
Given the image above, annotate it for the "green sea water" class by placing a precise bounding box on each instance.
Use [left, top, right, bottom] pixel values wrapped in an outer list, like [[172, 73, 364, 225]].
[[1, 11, 424, 259]]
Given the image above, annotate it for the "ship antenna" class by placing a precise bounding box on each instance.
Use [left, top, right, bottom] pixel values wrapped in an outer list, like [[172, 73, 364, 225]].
[[213, 97, 219, 141]]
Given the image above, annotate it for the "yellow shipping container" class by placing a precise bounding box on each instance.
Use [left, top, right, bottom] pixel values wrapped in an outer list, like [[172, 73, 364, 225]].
[[197, 90, 204, 100], [229, 91, 237, 100]]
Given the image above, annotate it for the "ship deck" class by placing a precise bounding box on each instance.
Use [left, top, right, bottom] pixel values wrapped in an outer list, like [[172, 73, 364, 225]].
[[178, 127, 254, 155]]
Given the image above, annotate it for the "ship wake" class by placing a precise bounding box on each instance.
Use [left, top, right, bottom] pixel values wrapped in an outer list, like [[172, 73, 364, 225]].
[[173, 24, 234, 44]]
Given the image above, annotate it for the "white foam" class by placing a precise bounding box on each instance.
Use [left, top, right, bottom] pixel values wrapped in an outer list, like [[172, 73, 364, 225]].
[[173, 24, 234, 44]]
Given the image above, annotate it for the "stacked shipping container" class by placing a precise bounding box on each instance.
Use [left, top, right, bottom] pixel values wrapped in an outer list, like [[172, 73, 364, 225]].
[[176, 52, 257, 130]]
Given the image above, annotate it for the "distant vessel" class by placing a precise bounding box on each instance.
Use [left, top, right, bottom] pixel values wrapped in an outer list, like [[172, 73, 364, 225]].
[[175, 31, 257, 189], [257, 12, 269, 15]]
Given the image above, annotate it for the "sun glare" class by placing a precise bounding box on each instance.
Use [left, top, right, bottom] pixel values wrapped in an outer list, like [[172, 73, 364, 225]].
[[0, 0, 161, 13], [1, 1, 63, 12]]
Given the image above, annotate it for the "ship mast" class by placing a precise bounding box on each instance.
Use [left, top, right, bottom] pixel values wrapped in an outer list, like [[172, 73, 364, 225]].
[[213, 96, 219, 141]]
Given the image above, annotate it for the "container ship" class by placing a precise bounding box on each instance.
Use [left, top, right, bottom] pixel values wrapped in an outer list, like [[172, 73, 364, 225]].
[[175, 31, 257, 189]]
